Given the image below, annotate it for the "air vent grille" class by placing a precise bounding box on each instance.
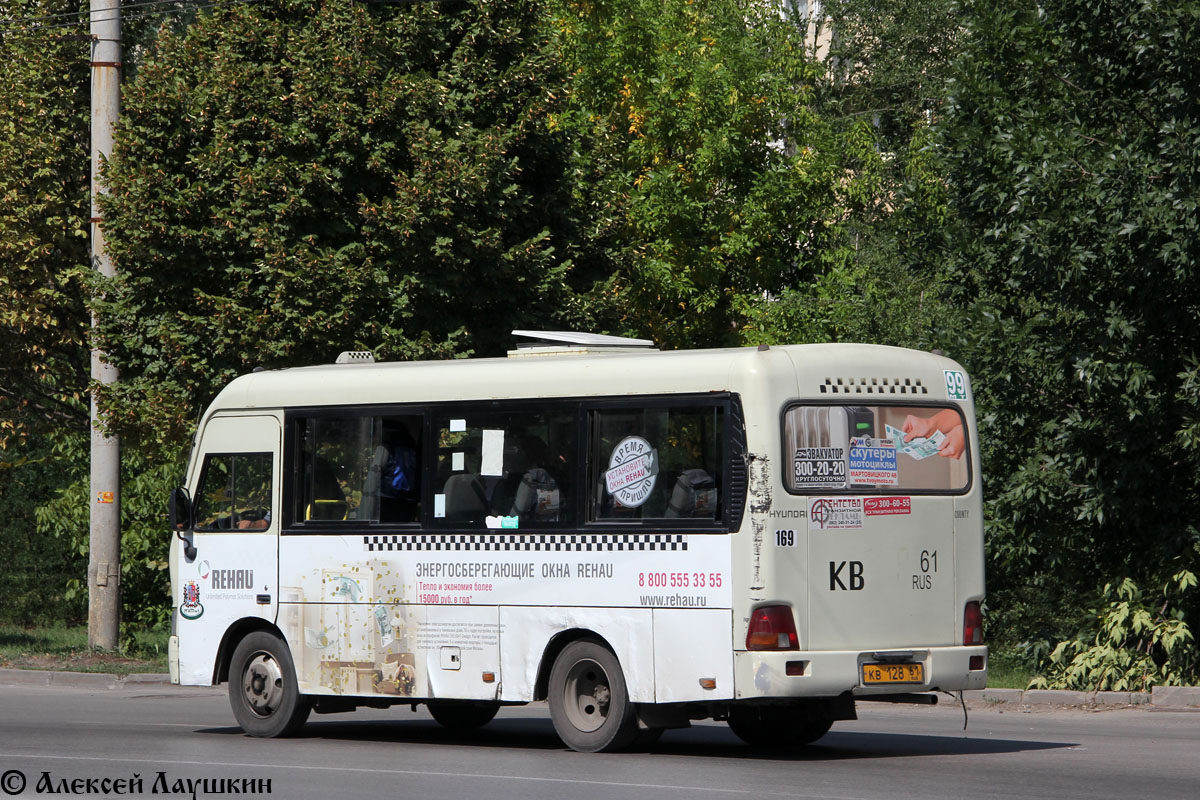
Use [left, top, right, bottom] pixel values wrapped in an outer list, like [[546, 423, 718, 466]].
[[727, 397, 748, 530], [820, 377, 927, 395]]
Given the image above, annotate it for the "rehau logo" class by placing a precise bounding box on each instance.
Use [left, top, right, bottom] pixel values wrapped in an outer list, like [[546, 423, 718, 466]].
[[829, 560, 864, 591], [211, 569, 254, 590]]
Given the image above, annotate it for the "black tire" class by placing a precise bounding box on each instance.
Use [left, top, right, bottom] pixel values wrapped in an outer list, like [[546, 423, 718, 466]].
[[548, 638, 639, 752], [227, 631, 311, 737], [427, 701, 500, 730], [726, 706, 833, 748]]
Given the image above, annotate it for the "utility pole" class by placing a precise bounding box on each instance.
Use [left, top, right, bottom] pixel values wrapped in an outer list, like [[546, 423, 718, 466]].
[[88, 0, 122, 651]]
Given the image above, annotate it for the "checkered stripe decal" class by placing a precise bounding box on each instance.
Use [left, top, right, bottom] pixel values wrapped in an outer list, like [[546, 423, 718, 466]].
[[364, 534, 687, 552]]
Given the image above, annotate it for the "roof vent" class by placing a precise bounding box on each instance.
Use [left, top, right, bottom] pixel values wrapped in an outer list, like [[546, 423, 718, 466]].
[[335, 350, 375, 365], [508, 330, 657, 357]]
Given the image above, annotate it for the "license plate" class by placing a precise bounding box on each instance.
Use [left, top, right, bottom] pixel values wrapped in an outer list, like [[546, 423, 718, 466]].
[[861, 662, 924, 685]]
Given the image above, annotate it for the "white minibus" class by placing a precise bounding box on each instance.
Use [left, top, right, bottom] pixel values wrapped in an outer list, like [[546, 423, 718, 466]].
[[168, 332, 985, 751]]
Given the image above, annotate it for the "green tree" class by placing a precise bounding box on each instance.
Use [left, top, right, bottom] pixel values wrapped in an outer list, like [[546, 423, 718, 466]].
[[738, 0, 961, 350], [815, 0, 960, 156], [0, 2, 92, 628], [96, 0, 596, 449], [935, 0, 1200, 672], [0, 439, 87, 625], [0, 1, 91, 446], [1, 2, 191, 632], [550, 0, 869, 348]]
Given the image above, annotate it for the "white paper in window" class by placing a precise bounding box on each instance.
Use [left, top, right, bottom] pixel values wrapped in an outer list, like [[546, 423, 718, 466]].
[[451, 452, 465, 472], [481, 429, 505, 476], [434, 493, 446, 518], [449, 418, 466, 432]]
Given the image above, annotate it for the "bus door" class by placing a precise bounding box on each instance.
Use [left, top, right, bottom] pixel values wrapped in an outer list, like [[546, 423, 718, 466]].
[[784, 403, 968, 651], [176, 414, 281, 684]]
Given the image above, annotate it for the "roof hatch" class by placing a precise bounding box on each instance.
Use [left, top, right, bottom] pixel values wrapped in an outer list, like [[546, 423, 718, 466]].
[[508, 330, 657, 358]]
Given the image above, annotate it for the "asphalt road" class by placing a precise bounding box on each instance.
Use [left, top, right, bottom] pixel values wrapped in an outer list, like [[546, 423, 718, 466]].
[[0, 684, 1196, 800]]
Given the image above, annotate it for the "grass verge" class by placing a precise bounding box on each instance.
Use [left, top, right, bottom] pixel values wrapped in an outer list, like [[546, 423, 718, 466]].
[[0, 623, 168, 675], [985, 648, 1036, 689]]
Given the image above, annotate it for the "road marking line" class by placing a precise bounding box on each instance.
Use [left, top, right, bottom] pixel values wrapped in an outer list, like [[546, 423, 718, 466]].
[[0, 722, 202, 729]]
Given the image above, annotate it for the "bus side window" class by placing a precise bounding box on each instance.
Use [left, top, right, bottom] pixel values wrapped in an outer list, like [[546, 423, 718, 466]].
[[295, 415, 423, 525], [368, 418, 422, 524], [193, 452, 273, 531], [433, 410, 575, 529], [589, 404, 724, 524]]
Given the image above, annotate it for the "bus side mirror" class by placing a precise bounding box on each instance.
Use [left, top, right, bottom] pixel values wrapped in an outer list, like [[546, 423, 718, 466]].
[[169, 487, 193, 532], [169, 487, 197, 561]]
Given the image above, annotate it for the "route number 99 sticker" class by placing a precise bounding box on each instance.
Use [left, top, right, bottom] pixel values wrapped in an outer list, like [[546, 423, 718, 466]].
[[944, 370, 968, 400]]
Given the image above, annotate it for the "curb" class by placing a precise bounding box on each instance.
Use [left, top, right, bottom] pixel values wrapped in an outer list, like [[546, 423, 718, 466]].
[[1150, 685, 1200, 707], [963, 686, 1199, 710], [0, 668, 171, 689]]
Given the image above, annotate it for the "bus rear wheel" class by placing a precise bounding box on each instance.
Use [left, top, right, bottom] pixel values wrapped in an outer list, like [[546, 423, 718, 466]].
[[548, 639, 639, 752], [427, 701, 500, 730], [727, 706, 833, 748], [228, 631, 311, 738]]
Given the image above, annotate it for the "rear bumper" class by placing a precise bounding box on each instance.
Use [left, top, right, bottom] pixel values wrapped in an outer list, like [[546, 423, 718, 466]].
[[733, 645, 987, 699]]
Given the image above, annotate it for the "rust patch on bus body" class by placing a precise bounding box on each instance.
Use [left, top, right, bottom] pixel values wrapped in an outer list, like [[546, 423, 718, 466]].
[[746, 454, 771, 591], [748, 453, 772, 514]]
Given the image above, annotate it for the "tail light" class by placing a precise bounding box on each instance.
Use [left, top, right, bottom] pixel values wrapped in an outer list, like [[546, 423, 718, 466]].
[[963, 601, 984, 645], [746, 605, 799, 650]]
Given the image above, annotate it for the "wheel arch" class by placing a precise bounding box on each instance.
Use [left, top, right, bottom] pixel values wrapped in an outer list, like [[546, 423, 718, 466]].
[[212, 617, 287, 685], [533, 627, 612, 702]]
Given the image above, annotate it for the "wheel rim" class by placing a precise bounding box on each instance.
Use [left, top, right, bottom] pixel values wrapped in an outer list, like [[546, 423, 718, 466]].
[[562, 657, 612, 733], [241, 651, 284, 718]]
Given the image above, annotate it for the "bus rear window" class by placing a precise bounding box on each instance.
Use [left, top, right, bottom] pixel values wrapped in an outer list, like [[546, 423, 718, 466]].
[[783, 405, 968, 493]]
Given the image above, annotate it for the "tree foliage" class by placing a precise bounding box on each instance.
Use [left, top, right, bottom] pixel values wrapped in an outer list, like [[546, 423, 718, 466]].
[[550, 0, 866, 348], [816, 0, 960, 154], [739, 0, 957, 349], [1029, 572, 1197, 691], [32, 435, 180, 629], [3, 0, 1199, 687], [935, 0, 1200, 660], [0, 438, 87, 625], [0, 1, 187, 631], [96, 0, 599, 449], [0, 1, 91, 445]]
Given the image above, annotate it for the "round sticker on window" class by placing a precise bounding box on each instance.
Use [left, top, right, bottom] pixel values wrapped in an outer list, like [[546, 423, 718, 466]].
[[605, 436, 659, 508]]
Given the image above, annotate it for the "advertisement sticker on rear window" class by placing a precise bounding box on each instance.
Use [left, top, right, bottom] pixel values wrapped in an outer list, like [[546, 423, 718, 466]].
[[793, 446, 846, 489], [848, 437, 898, 486]]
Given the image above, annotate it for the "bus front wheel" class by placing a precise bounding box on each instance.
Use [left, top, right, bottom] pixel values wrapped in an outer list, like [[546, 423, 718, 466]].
[[228, 631, 311, 737], [548, 639, 639, 752]]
